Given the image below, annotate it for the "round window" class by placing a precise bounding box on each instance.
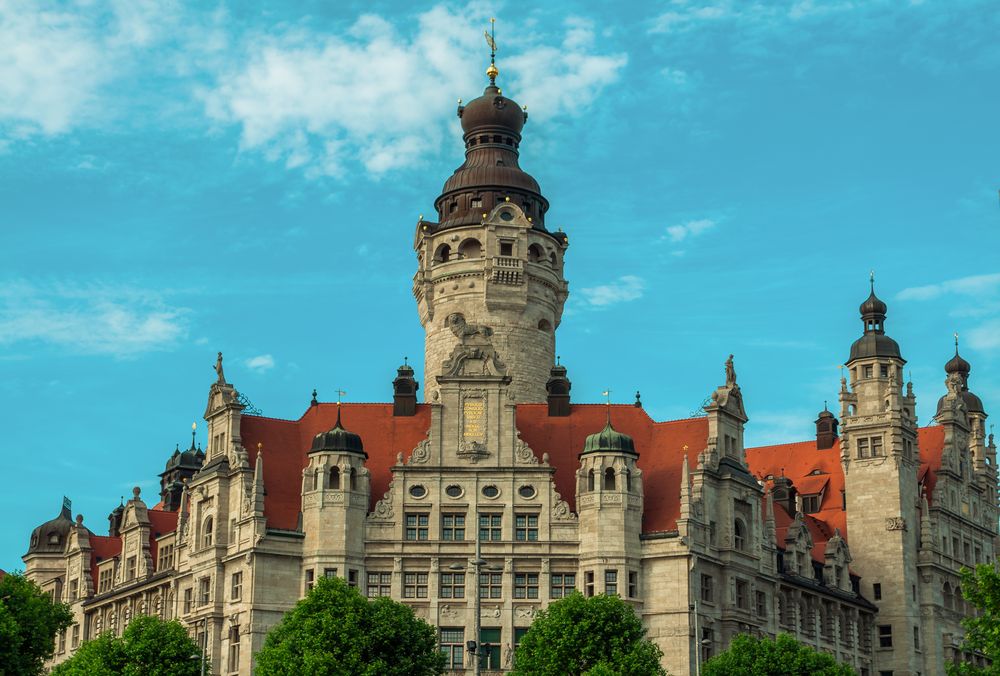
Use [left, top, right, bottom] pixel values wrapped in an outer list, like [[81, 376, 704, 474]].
[[482, 485, 500, 498], [499, 210, 514, 221], [445, 485, 463, 498], [409, 484, 427, 499], [518, 485, 536, 499]]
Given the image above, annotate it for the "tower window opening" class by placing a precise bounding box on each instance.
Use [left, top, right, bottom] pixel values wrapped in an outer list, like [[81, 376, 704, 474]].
[[458, 238, 482, 259], [434, 244, 451, 263], [492, 135, 501, 143], [863, 365, 873, 378], [479, 135, 487, 144], [549, 252, 557, 267], [537, 319, 552, 332], [625, 469, 632, 491], [500, 241, 514, 257], [527, 244, 543, 263], [328, 466, 340, 489], [880, 365, 889, 377], [471, 197, 483, 208], [449, 202, 457, 213], [603, 467, 616, 490], [734, 519, 747, 551], [348, 468, 357, 491], [587, 469, 595, 491], [505, 137, 512, 145]]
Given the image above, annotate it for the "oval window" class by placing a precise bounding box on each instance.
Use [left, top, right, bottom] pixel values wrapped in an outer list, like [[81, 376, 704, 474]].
[[445, 485, 463, 498], [482, 485, 500, 498], [409, 484, 428, 499], [518, 485, 536, 499], [499, 211, 514, 221]]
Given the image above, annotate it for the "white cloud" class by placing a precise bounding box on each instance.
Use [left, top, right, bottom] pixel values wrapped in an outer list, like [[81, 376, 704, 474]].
[[203, 8, 626, 177], [0, 280, 189, 355], [245, 354, 275, 373], [579, 275, 645, 307], [966, 320, 1000, 350], [896, 272, 1000, 302], [666, 218, 716, 242]]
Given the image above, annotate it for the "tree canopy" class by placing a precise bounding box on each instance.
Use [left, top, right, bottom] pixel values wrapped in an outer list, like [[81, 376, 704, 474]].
[[948, 563, 1000, 676], [511, 592, 665, 676], [51, 615, 202, 676], [0, 571, 73, 676], [254, 576, 444, 676], [702, 633, 856, 676]]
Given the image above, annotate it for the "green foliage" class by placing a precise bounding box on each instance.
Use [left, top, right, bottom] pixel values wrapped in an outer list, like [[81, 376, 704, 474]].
[[0, 571, 73, 675], [51, 615, 202, 676], [254, 576, 445, 676], [947, 564, 1000, 676], [511, 592, 666, 676], [701, 633, 855, 676]]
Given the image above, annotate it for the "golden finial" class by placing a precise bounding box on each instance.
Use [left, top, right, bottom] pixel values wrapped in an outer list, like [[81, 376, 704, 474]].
[[504, 196, 510, 202], [484, 18, 499, 84]]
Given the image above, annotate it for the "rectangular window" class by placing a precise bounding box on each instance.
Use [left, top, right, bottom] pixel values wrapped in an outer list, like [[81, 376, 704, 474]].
[[709, 521, 717, 546], [858, 438, 870, 458], [348, 569, 358, 588], [880, 365, 889, 378], [873, 583, 882, 600], [403, 572, 429, 599], [700, 574, 714, 603], [864, 365, 874, 378], [479, 572, 502, 599], [802, 494, 821, 514], [158, 543, 175, 571], [228, 625, 240, 674], [755, 590, 767, 617], [701, 627, 713, 662], [871, 436, 883, 456], [628, 571, 638, 598], [183, 588, 193, 613], [405, 513, 429, 541], [470, 197, 483, 209], [479, 513, 502, 541], [68, 579, 78, 603], [878, 624, 893, 648], [914, 626, 920, 650], [441, 513, 466, 541], [71, 624, 80, 649], [125, 556, 137, 581], [480, 627, 501, 670], [604, 569, 618, 596], [439, 628, 465, 669], [499, 241, 513, 256], [305, 569, 314, 592], [514, 573, 539, 599], [323, 568, 337, 579], [367, 572, 392, 597], [439, 572, 465, 599], [515, 514, 539, 541], [735, 579, 749, 610], [551, 573, 576, 598], [585, 571, 595, 597], [231, 572, 242, 601], [199, 577, 211, 606], [58, 628, 66, 653]]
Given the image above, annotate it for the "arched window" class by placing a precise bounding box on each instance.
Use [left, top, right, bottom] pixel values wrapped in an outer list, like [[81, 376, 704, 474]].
[[537, 318, 552, 332], [587, 469, 595, 491], [604, 467, 616, 490], [527, 243, 543, 263], [328, 466, 340, 489], [734, 519, 746, 551], [348, 468, 357, 491], [457, 238, 482, 259], [434, 244, 451, 263], [549, 252, 558, 267], [943, 582, 953, 610], [625, 469, 632, 491], [203, 517, 214, 548]]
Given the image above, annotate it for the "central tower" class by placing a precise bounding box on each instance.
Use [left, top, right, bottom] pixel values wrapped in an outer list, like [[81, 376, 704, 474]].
[[413, 58, 569, 403]]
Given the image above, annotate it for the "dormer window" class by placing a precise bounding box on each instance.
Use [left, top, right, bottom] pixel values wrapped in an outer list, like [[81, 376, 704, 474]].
[[801, 494, 822, 514], [202, 517, 214, 548]]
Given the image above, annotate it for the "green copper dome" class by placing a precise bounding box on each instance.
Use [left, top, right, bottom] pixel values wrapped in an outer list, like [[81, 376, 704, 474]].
[[581, 420, 637, 456]]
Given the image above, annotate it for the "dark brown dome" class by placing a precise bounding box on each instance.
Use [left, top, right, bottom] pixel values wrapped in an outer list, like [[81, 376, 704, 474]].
[[460, 84, 526, 137], [859, 289, 887, 318], [945, 351, 971, 375]]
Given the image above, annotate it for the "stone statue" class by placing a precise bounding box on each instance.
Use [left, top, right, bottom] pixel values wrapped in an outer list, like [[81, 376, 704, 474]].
[[214, 352, 226, 384], [725, 354, 737, 387], [448, 313, 493, 340]]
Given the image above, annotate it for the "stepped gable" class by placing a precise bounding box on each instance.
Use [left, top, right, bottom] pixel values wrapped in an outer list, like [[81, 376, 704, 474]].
[[240, 404, 433, 530], [515, 404, 707, 532], [747, 425, 946, 555]]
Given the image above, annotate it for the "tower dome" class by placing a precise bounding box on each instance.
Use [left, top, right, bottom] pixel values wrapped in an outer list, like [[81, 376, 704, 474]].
[[581, 417, 637, 456], [25, 501, 73, 556], [310, 405, 366, 456], [849, 277, 902, 362], [937, 338, 984, 414]]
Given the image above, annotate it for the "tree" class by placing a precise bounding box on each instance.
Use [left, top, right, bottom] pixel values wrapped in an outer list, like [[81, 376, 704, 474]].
[[701, 633, 855, 676], [255, 576, 445, 676], [512, 593, 666, 676], [0, 571, 73, 675], [51, 615, 202, 676], [948, 563, 1000, 676]]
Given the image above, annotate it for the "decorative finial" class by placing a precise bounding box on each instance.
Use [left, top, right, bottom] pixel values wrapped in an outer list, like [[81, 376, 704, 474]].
[[602, 388, 612, 424], [484, 18, 499, 84], [404, 356, 408, 366], [336, 389, 346, 405], [311, 389, 318, 406], [954, 332, 960, 354], [257, 442, 263, 456], [418, 214, 423, 222], [191, 422, 197, 449], [824, 400, 828, 411], [869, 270, 875, 292], [556, 354, 561, 365], [634, 391, 642, 408]]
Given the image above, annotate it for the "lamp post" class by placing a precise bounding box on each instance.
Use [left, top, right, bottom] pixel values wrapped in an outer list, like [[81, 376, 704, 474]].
[[449, 525, 502, 676], [190, 618, 207, 676]]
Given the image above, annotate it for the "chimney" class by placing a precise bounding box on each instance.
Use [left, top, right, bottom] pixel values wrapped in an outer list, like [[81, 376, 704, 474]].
[[815, 405, 839, 450], [546, 363, 571, 416], [392, 362, 419, 416]]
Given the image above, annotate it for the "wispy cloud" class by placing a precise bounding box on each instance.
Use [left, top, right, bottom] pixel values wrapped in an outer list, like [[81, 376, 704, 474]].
[[0, 280, 189, 356], [244, 354, 275, 373], [665, 218, 716, 242], [579, 275, 645, 307], [202, 8, 626, 178], [896, 273, 1000, 302], [966, 320, 1000, 351]]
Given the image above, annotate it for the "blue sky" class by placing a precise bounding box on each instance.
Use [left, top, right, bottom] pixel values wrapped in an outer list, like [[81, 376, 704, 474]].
[[1, 0, 998, 571]]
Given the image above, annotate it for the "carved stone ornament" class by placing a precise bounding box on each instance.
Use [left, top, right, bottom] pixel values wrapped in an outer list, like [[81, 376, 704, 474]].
[[371, 489, 394, 520], [515, 606, 536, 619], [552, 496, 576, 521], [440, 317, 508, 378], [514, 436, 539, 465], [886, 516, 907, 531], [482, 605, 502, 619], [409, 437, 431, 464], [458, 440, 489, 463], [440, 604, 459, 619]]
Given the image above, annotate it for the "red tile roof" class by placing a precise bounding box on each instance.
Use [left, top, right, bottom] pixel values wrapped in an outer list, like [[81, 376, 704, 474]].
[[89, 535, 122, 589], [147, 508, 178, 571]]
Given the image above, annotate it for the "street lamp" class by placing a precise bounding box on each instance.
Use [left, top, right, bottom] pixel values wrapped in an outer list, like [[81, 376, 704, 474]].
[[449, 527, 502, 676], [189, 618, 207, 676]]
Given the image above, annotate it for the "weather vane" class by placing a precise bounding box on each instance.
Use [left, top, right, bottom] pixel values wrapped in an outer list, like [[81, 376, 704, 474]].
[[335, 389, 347, 405], [485, 18, 499, 85]]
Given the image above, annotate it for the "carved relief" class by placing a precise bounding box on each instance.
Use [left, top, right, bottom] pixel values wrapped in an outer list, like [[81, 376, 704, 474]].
[[514, 436, 539, 465], [409, 438, 431, 464], [515, 605, 537, 619], [371, 485, 394, 520], [886, 517, 907, 531]]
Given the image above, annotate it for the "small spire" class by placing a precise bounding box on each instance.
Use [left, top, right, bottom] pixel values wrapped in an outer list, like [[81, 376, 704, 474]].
[[955, 332, 960, 354], [484, 18, 499, 84], [602, 388, 612, 425], [556, 354, 561, 366], [190, 422, 197, 450], [403, 356, 408, 366], [869, 269, 875, 292], [823, 400, 828, 412], [634, 390, 642, 408], [311, 389, 318, 406]]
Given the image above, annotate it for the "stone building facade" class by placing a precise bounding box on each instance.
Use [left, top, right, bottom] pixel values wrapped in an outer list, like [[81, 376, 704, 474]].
[[23, 60, 997, 676]]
